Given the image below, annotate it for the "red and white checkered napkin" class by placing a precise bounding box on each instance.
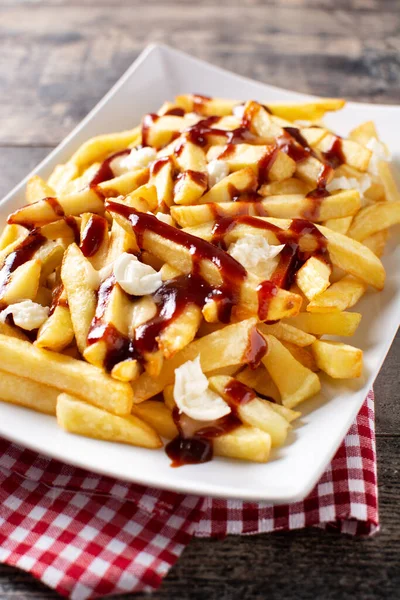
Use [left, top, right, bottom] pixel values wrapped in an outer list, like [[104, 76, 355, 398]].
[[0, 391, 378, 600]]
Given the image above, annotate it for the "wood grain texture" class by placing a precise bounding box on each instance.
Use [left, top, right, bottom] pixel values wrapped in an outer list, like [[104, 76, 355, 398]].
[[0, 0, 400, 143], [0, 0, 399, 597]]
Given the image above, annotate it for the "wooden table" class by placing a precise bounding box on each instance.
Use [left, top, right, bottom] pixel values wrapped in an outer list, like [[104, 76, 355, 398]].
[[0, 1, 399, 598]]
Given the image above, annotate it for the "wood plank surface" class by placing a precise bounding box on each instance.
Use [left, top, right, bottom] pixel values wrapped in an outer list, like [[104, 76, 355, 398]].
[[0, 0, 400, 144], [0, 0, 399, 598]]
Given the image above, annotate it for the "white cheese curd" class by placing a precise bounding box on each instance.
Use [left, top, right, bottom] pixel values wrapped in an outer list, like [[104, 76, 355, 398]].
[[0, 300, 49, 331], [366, 137, 391, 175], [327, 174, 371, 206], [233, 104, 245, 119], [228, 234, 285, 279], [114, 252, 162, 296], [110, 147, 157, 177], [207, 160, 229, 188], [174, 356, 231, 421]]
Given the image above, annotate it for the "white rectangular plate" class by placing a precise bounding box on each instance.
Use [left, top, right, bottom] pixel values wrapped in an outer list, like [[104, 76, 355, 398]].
[[0, 45, 399, 503]]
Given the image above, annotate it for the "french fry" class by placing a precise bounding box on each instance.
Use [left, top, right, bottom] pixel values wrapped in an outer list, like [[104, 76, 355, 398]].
[[257, 321, 315, 347], [322, 216, 353, 235], [307, 275, 367, 313], [47, 162, 79, 194], [131, 400, 178, 440], [0, 224, 26, 251], [96, 168, 149, 199], [36, 293, 75, 353], [61, 244, 97, 353], [213, 425, 271, 462], [158, 305, 202, 359], [378, 161, 400, 202], [316, 134, 372, 171], [206, 144, 296, 182], [0, 321, 30, 341], [362, 229, 388, 258], [131, 318, 262, 403], [286, 311, 361, 336], [0, 259, 41, 304], [348, 201, 400, 241], [266, 99, 345, 122], [8, 189, 104, 227], [311, 340, 363, 379], [235, 365, 281, 402], [209, 375, 290, 447], [69, 127, 141, 169], [281, 341, 318, 372], [199, 168, 257, 204], [261, 334, 321, 409], [296, 256, 331, 301], [259, 178, 310, 196], [175, 94, 238, 116], [171, 190, 360, 228], [26, 175, 56, 204], [0, 369, 58, 415], [0, 335, 133, 415], [57, 393, 161, 448], [348, 121, 378, 146]]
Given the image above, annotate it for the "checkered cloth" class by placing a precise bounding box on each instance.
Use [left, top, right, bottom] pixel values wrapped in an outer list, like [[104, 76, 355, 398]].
[[0, 391, 378, 600]]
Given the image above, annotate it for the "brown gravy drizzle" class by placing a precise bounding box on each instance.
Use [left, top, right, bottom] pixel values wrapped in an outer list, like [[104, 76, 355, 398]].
[[80, 214, 108, 258], [0, 230, 46, 301], [64, 216, 81, 245], [49, 283, 68, 316], [90, 149, 131, 188], [44, 196, 65, 217]]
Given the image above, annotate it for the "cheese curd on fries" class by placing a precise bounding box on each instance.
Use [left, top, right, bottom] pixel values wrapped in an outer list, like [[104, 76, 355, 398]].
[[0, 94, 399, 467]]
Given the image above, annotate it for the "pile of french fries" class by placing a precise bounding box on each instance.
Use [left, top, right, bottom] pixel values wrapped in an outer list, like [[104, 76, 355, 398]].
[[0, 94, 399, 466]]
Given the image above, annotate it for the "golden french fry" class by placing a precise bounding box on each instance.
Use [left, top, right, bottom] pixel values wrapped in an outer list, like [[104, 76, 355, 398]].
[[206, 144, 296, 182], [322, 216, 353, 235], [307, 275, 367, 313], [0, 369, 58, 415], [235, 365, 280, 402], [26, 175, 56, 204], [257, 321, 315, 347], [0, 334, 133, 415], [316, 135, 371, 171], [57, 393, 161, 448], [131, 400, 178, 440], [281, 341, 318, 372], [69, 127, 141, 169], [296, 256, 331, 301], [0, 224, 26, 251], [311, 340, 363, 379], [199, 168, 257, 204], [378, 161, 400, 202], [0, 259, 41, 305], [0, 321, 30, 341], [8, 189, 104, 227], [266, 99, 345, 121], [209, 376, 290, 447], [362, 229, 388, 258], [348, 201, 400, 241], [61, 244, 97, 354], [47, 162, 79, 194], [261, 334, 321, 409], [348, 121, 378, 145], [213, 425, 271, 462], [286, 311, 361, 336], [36, 302, 75, 353]]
